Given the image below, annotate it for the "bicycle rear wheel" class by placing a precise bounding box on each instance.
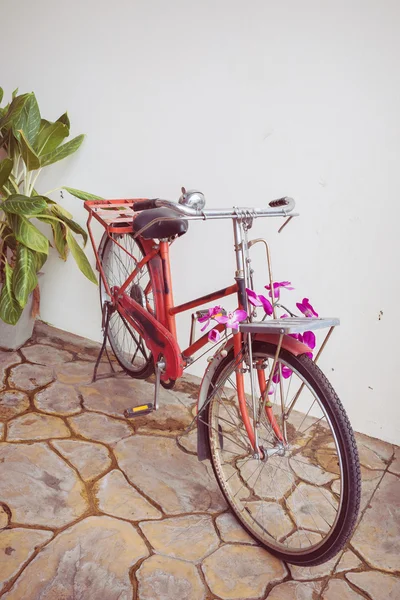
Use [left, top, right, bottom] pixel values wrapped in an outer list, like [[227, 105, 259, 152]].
[[204, 340, 361, 566], [99, 232, 155, 378]]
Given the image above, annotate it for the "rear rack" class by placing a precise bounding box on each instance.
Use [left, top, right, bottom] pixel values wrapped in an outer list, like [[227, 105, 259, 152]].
[[84, 198, 147, 233]]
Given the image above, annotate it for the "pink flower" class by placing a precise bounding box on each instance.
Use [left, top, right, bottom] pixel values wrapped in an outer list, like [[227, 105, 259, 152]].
[[296, 298, 318, 318], [272, 364, 293, 383], [245, 289, 273, 316], [265, 281, 294, 300], [198, 305, 223, 331], [215, 309, 247, 331], [208, 328, 221, 343]]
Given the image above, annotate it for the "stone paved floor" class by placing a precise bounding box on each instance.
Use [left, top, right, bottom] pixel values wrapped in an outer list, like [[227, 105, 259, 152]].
[[0, 321, 399, 600]]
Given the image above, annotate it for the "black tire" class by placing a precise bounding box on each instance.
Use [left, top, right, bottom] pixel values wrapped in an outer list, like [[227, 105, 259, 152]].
[[205, 341, 361, 566], [99, 232, 155, 379]]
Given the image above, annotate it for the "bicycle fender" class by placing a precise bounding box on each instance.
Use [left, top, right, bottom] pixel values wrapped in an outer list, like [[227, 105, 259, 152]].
[[196, 334, 311, 461], [118, 293, 184, 381]]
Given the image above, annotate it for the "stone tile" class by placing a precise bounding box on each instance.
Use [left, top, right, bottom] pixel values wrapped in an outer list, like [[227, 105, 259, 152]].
[[55, 361, 112, 385], [80, 377, 193, 435], [0, 442, 88, 527], [0, 390, 29, 420], [114, 435, 226, 515], [389, 446, 400, 476], [0, 528, 53, 593], [177, 427, 197, 454], [346, 571, 400, 600], [331, 466, 384, 514], [33, 320, 102, 359], [136, 554, 206, 600], [0, 503, 10, 529], [287, 532, 338, 580], [0, 422, 4, 440], [286, 483, 338, 533], [238, 456, 295, 499], [357, 444, 388, 471], [21, 343, 73, 366], [334, 549, 363, 573], [215, 512, 257, 545], [289, 455, 338, 485], [322, 579, 364, 599], [140, 514, 219, 561], [51, 439, 112, 482], [8, 363, 54, 391], [351, 472, 400, 572], [0, 351, 21, 390], [94, 469, 161, 521], [355, 431, 394, 462], [3, 516, 149, 600], [68, 411, 132, 445], [268, 581, 323, 599], [202, 544, 287, 599], [34, 382, 82, 415], [7, 413, 70, 441]]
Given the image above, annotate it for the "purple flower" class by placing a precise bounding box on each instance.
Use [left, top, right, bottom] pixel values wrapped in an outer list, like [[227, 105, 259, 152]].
[[296, 298, 318, 318], [258, 295, 273, 316], [198, 305, 223, 331], [208, 328, 221, 343], [246, 288, 262, 307], [246, 289, 273, 316], [215, 309, 247, 331], [272, 365, 292, 383], [302, 330, 316, 350], [265, 281, 294, 300]]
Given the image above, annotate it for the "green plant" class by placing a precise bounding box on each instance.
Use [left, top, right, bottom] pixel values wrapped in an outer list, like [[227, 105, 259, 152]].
[[0, 86, 100, 325]]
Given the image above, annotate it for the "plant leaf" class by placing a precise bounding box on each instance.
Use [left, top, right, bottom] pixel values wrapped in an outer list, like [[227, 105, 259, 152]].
[[13, 244, 38, 307], [62, 186, 104, 201], [0, 262, 23, 325], [65, 229, 97, 284], [51, 205, 87, 245], [0, 93, 31, 130], [35, 121, 69, 155], [12, 88, 19, 99], [0, 157, 13, 187], [18, 129, 41, 170], [40, 134, 84, 167], [56, 112, 70, 131], [52, 221, 68, 260], [2, 194, 48, 215], [35, 251, 47, 271], [0, 87, 3, 104], [8, 213, 49, 254], [12, 93, 41, 145]]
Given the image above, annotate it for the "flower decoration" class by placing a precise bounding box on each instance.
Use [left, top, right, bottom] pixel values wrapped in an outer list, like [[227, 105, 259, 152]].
[[265, 281, 294, 300], [214, 309, 248, 331], [245, 288, 273, 316], [296, 298, 318, 318], [198, 305, 223, 331], [208, 328, 221, 343]]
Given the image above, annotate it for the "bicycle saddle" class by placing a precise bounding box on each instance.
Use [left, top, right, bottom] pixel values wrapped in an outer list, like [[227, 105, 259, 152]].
[[132, 208, 189, 239]]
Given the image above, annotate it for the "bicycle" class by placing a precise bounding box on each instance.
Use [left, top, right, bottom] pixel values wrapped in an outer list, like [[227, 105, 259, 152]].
[[84, 189, 361, 566]]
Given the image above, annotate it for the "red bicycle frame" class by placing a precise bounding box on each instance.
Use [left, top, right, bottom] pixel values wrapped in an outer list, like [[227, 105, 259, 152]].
[[84, 198, 306, 451]]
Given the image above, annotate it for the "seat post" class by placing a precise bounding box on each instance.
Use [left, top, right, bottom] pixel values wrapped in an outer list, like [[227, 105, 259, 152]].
[[160, 240, 178, 339]]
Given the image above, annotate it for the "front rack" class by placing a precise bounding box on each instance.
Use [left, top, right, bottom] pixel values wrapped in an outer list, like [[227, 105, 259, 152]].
[[240, 317, 340, 335]]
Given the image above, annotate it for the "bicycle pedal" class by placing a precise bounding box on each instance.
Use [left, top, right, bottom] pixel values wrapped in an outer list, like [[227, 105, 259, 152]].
[[124, 403, 154, 418]]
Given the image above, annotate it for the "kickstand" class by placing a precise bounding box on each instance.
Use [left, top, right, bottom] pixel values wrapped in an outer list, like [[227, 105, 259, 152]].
[[92, 302, 116, 382]]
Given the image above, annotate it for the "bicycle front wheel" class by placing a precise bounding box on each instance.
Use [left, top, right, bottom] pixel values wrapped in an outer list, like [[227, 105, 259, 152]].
[[204, 341, 361, 566], [99, 232, 155, 378]]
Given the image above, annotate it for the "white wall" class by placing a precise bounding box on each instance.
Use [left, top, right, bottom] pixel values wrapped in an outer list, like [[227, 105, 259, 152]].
[[1, 0, 399, 443]]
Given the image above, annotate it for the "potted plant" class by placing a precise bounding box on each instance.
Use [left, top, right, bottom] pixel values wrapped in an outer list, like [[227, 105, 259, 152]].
[[0, 86, 100, 349]]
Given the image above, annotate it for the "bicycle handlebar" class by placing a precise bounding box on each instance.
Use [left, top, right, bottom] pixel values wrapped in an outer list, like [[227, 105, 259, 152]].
[[133, 195, 296, 220]]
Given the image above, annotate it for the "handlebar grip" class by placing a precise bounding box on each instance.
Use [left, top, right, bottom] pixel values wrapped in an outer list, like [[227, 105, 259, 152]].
[[132, 199, 158, 212]]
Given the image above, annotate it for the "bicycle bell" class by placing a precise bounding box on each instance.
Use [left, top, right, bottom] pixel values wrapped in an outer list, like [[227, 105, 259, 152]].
[[179, 187, 206, 210]]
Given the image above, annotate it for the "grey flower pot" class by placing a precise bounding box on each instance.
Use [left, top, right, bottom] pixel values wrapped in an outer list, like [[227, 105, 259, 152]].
[[0, 289, 35, 350]]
